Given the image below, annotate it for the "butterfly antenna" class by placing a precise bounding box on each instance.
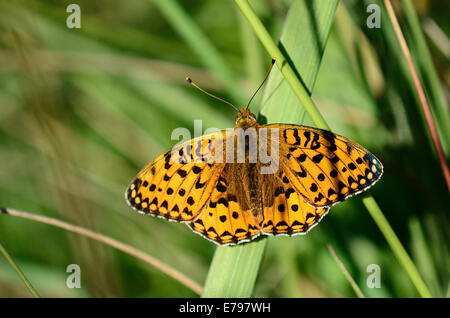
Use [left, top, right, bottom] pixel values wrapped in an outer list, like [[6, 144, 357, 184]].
[[186, 77, 240, 112], [246, 57, 276, 109]]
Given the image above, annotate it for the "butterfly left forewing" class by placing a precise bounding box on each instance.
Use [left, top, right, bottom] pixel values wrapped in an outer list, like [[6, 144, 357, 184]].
[[126, 132, 227, 222], [264, 124, 383, 208]]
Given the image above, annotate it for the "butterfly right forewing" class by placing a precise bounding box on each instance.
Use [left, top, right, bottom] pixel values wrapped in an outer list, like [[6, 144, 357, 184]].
[[265, 124, 383, 208]]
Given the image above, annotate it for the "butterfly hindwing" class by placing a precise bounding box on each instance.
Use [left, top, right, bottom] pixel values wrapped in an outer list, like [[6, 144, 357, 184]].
[[264, 124, 383, 207], [261, 170, 329, 236], [189, 165, 261, 245]]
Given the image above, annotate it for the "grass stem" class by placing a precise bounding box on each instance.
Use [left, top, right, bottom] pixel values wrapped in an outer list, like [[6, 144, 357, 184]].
[[327, 244, 365, 298], [0, 240, 40, 298], [384, 0, 450, 192], [1, 208, 203, 295]]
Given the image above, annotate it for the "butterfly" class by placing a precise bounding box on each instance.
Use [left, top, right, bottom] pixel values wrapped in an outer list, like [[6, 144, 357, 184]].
[[125, 60, 383, 245]]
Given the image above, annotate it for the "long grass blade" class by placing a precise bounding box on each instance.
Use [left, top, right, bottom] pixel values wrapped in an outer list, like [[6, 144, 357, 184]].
[[327, 244, 365, 298], [0, 241, 40, 298], [361, 196, 432, 297], [400, 0, 450, 155], [151, 0, 246, 105], [202, 239, 266, 297], [384, 0, 450, 193], [235, 0, 331, 130], [0, 208, 203, 295]]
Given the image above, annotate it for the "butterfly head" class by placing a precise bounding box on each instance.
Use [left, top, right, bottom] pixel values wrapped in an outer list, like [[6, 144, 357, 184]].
[[235, 108, 257, 128]]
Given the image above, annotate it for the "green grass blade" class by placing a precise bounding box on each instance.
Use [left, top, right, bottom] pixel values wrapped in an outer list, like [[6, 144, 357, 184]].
[[259, 0, 339, 297], [409, 217, 442, 297], [0, 241, 40, 298], [362, 196, 432, 297], [237, 4, 264, 93], [202, 0, 339, 298], [400, 0, 450, 155], [202, 239, 266, 297], [235, 0, 335, 130], [151, 0, 246, 105], [327, 244, 365, 298], [258, 0, 339, 126]]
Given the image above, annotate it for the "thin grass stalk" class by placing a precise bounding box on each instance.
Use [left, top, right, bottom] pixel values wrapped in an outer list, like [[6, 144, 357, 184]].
[[0, 241, 40, 298], [236, 0, 432, 298], [0, 208, 203, 295], [361, 196, 432, 297], [400, 0, 450, 155], [327, 244, 365, 298], [384, 0, 450, 193], [235, 0, 330, 131]]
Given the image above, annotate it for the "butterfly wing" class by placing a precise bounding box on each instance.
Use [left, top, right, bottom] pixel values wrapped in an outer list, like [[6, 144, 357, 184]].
[[264, 124, 383, 207], [188, 164, 262, 245], [127, 122, 382, 245], [126, 131, 227, 222]]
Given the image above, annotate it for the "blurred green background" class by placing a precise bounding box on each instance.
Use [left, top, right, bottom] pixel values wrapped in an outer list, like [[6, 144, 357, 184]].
[[0, 0, 448, 297]]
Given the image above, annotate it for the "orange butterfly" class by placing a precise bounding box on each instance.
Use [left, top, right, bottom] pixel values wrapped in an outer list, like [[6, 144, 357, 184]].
[[125, 60, 383, 245]]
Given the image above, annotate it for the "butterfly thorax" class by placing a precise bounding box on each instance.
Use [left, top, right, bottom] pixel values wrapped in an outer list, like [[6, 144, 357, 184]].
[[235, 108, 258, 129]]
